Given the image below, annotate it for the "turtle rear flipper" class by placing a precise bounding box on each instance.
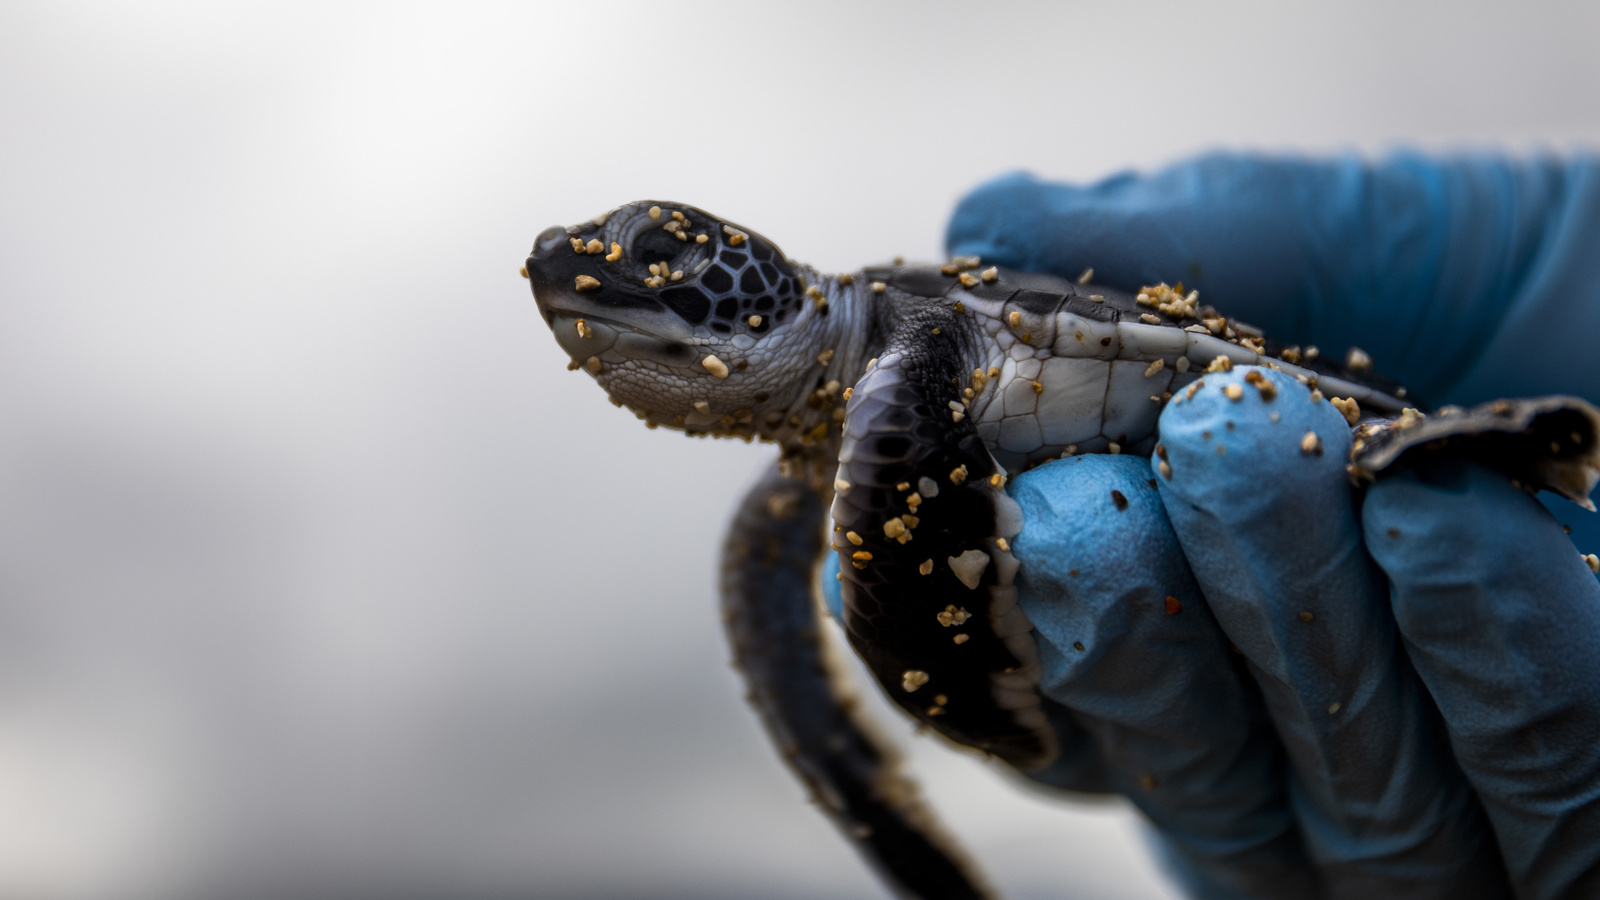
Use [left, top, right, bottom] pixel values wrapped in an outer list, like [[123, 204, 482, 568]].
[[1349, 395, 1600, 511]]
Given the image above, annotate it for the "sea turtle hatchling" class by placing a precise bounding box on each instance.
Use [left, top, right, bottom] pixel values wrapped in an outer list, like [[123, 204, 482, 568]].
[[523, 200, 1600, 900]]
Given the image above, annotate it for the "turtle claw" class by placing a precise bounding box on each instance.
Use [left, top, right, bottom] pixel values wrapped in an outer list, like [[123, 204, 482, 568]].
[[1534, 457, 1600, 510]]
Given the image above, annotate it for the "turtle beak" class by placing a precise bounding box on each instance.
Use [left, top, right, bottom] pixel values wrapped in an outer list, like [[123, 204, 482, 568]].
[[526, 225, 572, 321], [530, 224, 569, 263]]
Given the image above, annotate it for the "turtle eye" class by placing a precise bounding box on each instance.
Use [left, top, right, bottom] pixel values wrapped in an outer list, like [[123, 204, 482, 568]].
[[632, 228, 685, 267]]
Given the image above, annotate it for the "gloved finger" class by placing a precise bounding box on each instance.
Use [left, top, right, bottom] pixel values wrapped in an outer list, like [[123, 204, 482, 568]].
[[1155, 366, 1510, 899], [945, 155, 1600, 405], [1008, 454, 1315, 898], [1364, 462, 1600, 898]]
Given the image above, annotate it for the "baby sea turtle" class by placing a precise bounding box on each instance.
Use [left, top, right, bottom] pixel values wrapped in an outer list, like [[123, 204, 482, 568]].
[[524, 201, 1600, 900]]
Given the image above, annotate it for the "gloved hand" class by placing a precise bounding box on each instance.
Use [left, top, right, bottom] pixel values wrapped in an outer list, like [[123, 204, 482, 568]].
[[952, 155, 1600, 899], [836, 155, 1600, 899]]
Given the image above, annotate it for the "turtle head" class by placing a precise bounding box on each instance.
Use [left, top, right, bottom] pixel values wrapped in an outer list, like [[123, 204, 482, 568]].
[[526, 201, 823, 437]]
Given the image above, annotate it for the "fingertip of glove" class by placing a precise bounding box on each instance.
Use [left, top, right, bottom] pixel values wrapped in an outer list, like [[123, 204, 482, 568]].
[[1155, 367, 1352, 518], [1007, 454, 1204, 685], [1008, 454, 1175, 580], [1010, 455, 1164, 534], [946, 171, 1049, 264]]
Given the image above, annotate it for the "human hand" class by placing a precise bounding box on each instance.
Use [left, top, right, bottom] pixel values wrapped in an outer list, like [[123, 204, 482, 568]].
[[934, 155, 1600, 898]]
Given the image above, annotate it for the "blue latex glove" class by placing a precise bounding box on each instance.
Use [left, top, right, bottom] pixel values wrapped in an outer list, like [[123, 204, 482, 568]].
[[830, 156, 1600, 899], [951, 156, 1600, 899]]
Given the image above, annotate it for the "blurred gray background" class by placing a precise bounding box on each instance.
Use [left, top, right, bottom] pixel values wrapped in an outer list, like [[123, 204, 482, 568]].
[[2, 2, 1598, 898]]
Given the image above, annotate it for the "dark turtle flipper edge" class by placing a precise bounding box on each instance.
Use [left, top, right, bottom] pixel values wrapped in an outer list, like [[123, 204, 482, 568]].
[[720, 464, 994, 900], [1349, 395, 1600, 510]]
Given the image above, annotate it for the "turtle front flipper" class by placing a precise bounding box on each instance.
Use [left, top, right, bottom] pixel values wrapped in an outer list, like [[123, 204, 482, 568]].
[[720, 463, 993, 900], [834, 312, 1059, 774], [1349, 395, 1600, 510]]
